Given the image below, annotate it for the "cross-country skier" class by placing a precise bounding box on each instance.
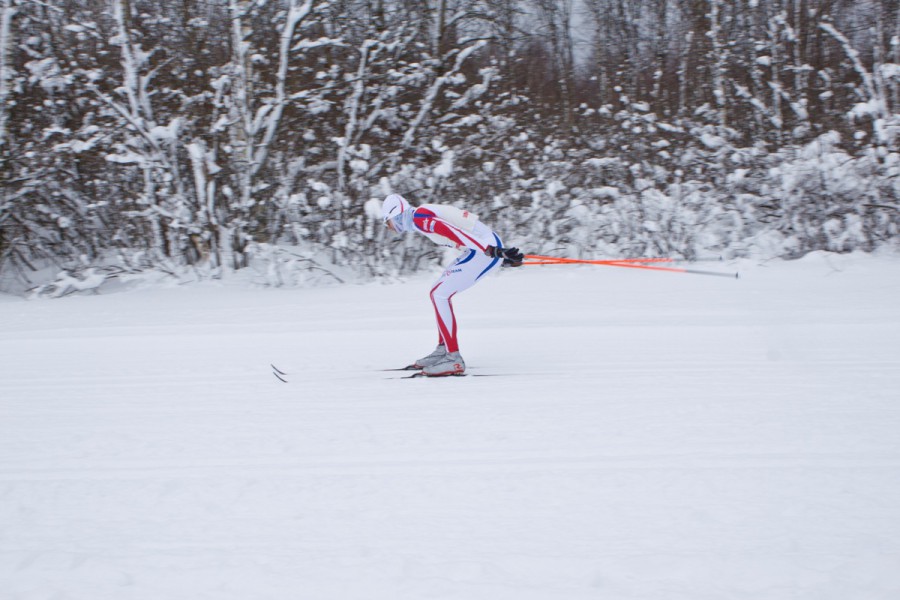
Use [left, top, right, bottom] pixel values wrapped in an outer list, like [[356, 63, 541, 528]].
[[382, 193, 525, 376]]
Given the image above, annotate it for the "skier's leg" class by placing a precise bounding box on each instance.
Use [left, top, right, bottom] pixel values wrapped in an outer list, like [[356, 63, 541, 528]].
[[432, 250, 502, 348], [430, 279, 458, 352]]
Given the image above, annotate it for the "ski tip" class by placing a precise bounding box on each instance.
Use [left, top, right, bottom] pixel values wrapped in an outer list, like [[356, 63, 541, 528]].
[[271, 364, 288, 382]]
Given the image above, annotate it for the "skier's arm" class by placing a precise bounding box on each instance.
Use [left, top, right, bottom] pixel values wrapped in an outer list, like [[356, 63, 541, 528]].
[[412, 209, 493, 251], [431, 220, 490, 251]]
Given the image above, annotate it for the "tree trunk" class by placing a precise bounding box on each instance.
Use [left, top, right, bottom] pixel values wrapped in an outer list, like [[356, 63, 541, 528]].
[[0, 0, 16, 149]]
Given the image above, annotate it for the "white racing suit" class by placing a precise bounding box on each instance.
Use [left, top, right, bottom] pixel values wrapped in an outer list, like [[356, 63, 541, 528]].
[[409, 204, 503, 354]]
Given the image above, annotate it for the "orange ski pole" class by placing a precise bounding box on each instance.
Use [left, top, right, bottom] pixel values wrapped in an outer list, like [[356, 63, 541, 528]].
[[522, 255, 738, 278], [526, 255, 674, 265]]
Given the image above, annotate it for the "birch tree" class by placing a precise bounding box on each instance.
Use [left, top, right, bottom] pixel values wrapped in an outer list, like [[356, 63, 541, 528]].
[[336, 38, 377, 192], [0, 0, 15, 272], [0, 0, 14, 149], [821, 19, 897, 148], [219, 0, 316, 268], [82, 0, 198, 266], [707, 0, 728, 127], [532, 0, 576, 127]]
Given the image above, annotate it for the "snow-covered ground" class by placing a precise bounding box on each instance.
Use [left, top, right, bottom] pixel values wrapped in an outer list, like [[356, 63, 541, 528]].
[[2, 252, 899, 600]]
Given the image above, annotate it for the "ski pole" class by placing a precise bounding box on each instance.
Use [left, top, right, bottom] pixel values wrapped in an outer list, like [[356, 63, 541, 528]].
[[524, 255, 674, 265], [522, 255, 739, 278], [523, 255, 673, 266]]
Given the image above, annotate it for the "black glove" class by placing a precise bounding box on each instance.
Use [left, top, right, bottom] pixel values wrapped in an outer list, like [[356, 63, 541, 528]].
[[485, 245, 524, 267]]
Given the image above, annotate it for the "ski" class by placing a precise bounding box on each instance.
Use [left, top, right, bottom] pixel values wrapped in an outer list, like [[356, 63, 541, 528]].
[[403, 371, 464, 379], [382, 365, 503, 378], [390, 371, 502, 379], [381, 365, 489, 372]]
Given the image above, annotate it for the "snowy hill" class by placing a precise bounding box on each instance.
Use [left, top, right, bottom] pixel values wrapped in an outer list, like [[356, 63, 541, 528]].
[[2, 253, 899, 599]]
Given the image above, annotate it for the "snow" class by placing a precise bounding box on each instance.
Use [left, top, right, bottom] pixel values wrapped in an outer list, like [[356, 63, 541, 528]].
[[2, 253, 900, 600], [700, 132, 727, 149], [434, 150, 454, 178]]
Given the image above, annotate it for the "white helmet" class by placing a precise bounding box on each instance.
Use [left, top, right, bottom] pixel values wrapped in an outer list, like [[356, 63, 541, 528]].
[[382, 193, 411, 232]]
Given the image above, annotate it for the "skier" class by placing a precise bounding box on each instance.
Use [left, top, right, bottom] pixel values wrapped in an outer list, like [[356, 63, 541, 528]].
[[381, 193, 525, 376]]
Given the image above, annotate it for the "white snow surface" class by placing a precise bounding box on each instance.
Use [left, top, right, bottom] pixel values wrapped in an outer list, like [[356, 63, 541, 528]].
[[2, 252, 900, 600]]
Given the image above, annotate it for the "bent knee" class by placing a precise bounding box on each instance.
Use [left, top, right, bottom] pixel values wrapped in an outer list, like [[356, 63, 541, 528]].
[[430, 289, 452, 304]]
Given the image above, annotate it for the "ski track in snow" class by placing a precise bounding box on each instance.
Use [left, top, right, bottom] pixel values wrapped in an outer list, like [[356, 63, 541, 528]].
[[1, 252, 899, 600]]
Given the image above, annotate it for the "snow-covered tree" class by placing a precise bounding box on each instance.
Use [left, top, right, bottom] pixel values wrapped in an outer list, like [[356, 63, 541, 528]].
[[1, 0, 897, 295]]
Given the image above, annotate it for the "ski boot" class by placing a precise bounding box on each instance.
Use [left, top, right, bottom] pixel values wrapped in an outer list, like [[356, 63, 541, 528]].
[[414, 344, 448, 368], [422, 351, 466, 377]]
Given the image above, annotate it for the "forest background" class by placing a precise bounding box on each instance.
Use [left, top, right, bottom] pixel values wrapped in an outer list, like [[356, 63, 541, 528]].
[[0, 0, 897, 295]]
